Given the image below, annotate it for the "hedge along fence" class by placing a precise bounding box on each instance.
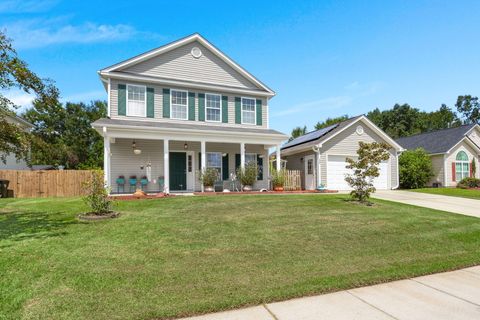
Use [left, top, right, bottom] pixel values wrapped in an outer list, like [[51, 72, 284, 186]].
[[0, 170, 97, 198], [284, 170, 302, 191]]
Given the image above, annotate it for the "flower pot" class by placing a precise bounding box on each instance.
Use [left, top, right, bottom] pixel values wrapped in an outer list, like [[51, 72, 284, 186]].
[[243, 185, 252, 191], [274, 186, 284, 192], [204, 186, 214, 192]]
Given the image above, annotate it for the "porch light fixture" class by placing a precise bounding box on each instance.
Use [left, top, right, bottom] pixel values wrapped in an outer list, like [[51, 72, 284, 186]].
[[184, 142, 188, 150], [132, 140, 142, 155]]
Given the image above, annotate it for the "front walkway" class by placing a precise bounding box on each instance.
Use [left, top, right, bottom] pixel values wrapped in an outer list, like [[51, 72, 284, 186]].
[[181, 266, 480, 320], [372, 190, 480, 218]]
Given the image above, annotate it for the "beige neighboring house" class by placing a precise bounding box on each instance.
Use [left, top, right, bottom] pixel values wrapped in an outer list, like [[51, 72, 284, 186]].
[[92, 33, 288, 193], [281, 115, 404, 191], [0, 115, 33, 170], [395, 124, 480, 187]]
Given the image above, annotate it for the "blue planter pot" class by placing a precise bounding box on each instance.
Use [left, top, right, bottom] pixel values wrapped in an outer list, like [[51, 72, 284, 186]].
[[129, 178, 137, 186], [140, 179, 148, 186], [116, 178, 125, 185]]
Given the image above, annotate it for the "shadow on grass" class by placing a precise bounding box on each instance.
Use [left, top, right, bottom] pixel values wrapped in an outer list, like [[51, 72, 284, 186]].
[[0, 210, 77, 246]]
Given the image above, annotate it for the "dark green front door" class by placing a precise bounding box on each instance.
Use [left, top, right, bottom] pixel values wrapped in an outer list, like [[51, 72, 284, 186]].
[[170, 152, 187, 191]]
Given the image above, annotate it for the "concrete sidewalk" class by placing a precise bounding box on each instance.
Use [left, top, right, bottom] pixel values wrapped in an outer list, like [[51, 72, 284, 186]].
[[181, 266, 480, 320], [372, 190, 480, 218]]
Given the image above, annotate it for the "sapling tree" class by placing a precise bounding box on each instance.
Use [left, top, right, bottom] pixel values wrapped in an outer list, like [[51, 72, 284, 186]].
[[345, 142, 390, 203]]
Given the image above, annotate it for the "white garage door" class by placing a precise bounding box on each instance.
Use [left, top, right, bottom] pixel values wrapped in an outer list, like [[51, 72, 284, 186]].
[[327, 155, 388, 190]]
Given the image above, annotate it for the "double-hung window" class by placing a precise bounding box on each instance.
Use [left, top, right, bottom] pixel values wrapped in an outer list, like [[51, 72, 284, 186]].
[[206, 93, 221, 122], [245, 153, 257, 165], [127, 84, 146, 117], [171, 90, 188, 120], [207, 152, 222, 179], [241, 97, 256, 125], [455, 151, 470, 181]]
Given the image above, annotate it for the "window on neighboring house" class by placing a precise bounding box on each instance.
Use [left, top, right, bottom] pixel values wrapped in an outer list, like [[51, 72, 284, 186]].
[[206, 93, 221, 122], [241, 97, 256, 125], [207, 152, 222, 178], [455, 151, 469, 181], [127, 84, 146, 117], [171, 90, 188, 120]]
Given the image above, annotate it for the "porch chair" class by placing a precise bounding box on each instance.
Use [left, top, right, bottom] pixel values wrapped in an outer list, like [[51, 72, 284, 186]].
[[129, 176, 137, 193], [116, 176, 125, 193]]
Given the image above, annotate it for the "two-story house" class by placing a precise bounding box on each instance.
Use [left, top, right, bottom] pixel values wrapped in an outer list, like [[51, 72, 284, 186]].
[[93, 33, 288, 193]]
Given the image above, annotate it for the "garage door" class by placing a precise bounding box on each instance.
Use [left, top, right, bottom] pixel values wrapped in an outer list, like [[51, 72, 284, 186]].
[[326, 155, 388, 190]]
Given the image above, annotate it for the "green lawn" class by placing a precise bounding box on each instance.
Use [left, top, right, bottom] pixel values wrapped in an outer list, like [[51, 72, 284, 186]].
[[1, 195, 480, 320], [410, 187, 480, 200]]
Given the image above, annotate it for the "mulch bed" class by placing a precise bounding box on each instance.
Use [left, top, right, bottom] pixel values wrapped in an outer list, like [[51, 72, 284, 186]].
[[78, 211, 120, 221]]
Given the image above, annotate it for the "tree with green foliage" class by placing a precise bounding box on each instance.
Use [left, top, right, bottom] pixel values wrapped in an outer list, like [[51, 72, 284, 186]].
[[24, 100, 106, 169], [398, 148, 434, 189], [289, 126, 307, 141], [314, 115, 349, 130], [455, 95, 479, 124], [345, 142, 390, 203], [0, 30, 59, 164]]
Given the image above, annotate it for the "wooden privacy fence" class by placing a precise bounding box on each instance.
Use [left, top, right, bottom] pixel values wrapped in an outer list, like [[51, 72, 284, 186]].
[[284, 170, 302, 191], [0, 170, 96, 198]]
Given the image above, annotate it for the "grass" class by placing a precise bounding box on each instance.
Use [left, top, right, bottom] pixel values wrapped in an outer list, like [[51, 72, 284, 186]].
[[410, 187, 480, 200], [1, 194, 480, 320]]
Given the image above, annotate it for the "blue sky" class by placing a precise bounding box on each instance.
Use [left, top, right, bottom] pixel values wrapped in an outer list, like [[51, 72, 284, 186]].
[[2, 0, 479, 134]]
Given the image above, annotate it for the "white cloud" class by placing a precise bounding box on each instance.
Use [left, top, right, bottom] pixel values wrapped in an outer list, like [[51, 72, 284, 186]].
[[2, 90, 35, 111], [0, 0, 58, 13], [2, 18, 157, 49]]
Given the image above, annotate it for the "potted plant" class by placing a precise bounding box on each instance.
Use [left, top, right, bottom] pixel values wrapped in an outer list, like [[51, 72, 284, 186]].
[[271, 169, 285, 191], [236, 162, 258, 191], [198, 168, 219, 192]]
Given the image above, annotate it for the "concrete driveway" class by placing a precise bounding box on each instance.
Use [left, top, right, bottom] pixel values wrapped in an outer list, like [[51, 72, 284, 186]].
[[180, 266, 480, 320], [372, 190, 480, 218]]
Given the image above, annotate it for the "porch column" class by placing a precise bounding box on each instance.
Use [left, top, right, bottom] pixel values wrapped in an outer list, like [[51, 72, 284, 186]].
[[103, 135, 111, 188], [276, 145, 281, 172], [201, 141, 206, 192], [264, 148, 270, 189], [164, 139, 169, 194], [240, 142, 245, 169]]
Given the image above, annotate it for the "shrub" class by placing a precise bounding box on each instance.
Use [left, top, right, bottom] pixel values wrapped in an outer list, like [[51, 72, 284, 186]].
[[236, 162, 258, 186], [345, 142, 390, 203], [271, 169, 286, 188], [399, 148, 434, 189], [82, 170, 113, 215], [198, 168, 219, 187], [457, 177, 480, 189]]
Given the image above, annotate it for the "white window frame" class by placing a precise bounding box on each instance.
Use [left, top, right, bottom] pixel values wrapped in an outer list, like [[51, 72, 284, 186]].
[[126, 84, 146, 117], [205, 93, 222, 123], [245, 153, 257, 165], [455, 151, 470, 182], [206, 152, 222, 179], [241, 97, 256, 125], [170, 89, 189, 120]]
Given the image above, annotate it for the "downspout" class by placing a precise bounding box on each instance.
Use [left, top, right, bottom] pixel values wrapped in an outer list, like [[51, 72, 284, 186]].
[[312, 144, 322, 189]]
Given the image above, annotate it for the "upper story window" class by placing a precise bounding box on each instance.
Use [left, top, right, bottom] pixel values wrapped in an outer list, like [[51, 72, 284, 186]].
[[206, 93, 221, 122], [241, 97, 256, 125], [455, 151, 469, 181], [127, 84, 146, 117], [171, 89, 188, 120]]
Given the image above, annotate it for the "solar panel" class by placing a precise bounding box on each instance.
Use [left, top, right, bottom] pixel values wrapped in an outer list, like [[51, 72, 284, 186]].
[[282, 123, 338, 149]]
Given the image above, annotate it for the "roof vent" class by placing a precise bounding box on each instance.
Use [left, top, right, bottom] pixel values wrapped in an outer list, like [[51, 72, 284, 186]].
[[191, 47, 202, 58]]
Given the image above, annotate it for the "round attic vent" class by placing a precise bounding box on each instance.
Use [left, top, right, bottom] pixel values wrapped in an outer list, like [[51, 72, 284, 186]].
[[191, 47, 202, 58], [356, 125, 364, 135]]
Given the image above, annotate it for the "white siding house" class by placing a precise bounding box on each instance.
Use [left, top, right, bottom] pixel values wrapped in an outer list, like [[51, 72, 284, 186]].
[[0, 115, 33, 170]]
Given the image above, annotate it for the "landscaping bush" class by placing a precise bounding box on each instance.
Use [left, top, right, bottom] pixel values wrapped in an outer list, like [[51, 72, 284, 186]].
[[82, 170, 113, 215], [457, 177, 480, 189], [198, 168, 219, 188], [271, 169, 286, 188], [236, 162, 258, 187], [399, 148, 434, 189]]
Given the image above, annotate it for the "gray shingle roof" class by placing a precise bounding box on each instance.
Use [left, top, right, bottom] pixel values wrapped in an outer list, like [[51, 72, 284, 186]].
[[395, 124, 477, 154], [281, 116, 363, 150]]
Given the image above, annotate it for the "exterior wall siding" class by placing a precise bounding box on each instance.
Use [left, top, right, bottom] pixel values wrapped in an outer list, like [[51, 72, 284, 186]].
[[429, 154, 445, 187], [445, 141, 479, 186], [467, 127, 480, 148], [284, 150, 315, 189], [110, 79, 268, 129], [110, 139, 268, 192]]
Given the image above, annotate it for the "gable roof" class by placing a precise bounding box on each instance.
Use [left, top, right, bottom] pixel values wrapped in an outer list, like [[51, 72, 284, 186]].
[[99, 33, 274, 96], [395, 124, 480, 154], [282, 115, 403, 152]]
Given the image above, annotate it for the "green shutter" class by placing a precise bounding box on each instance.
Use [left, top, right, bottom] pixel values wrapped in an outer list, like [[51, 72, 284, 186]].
[[235, 154, 241, 171], [188, 92, 195, 121], [256, 99, 262, 126], [222, 96, 228, 123], [162, 88, 170, 118], [146, 87, 154, 118], [222, 154, 229, 180], [257, 154, 263, 180], [198, 152, 201, 170], [198, 93, 205, 121], [235, 97, 241, 124], [118, 84, 126, 116]]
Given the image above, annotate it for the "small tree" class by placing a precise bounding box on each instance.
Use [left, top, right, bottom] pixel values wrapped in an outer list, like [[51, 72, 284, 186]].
[[198, 168, 219, 188], [236, 162, 258, 187], [345, 142, 390, 203], [398, 148, 434, 189], [82, 170, 113, 215]]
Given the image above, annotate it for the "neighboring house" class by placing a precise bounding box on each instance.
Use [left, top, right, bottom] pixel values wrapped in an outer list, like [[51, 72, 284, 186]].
[[92, 33, 288, 193], [0, 115, 33, 170], [395, 124, 480, 187], [281, 115, 404, 190]]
